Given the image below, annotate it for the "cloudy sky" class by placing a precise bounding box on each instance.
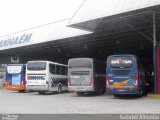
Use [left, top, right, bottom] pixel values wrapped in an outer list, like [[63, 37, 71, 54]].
[[0, 0, 84, 36]]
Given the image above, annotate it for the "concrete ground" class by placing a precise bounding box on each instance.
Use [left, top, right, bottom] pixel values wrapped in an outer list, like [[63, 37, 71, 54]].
[[0, 89, 159, 114]]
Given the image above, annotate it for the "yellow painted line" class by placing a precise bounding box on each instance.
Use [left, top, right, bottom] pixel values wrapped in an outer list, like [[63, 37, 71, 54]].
[[147, 94, 160, 98]]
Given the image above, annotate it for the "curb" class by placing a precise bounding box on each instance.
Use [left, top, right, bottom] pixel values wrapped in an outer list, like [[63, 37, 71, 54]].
[[147, 94, 160, 98]]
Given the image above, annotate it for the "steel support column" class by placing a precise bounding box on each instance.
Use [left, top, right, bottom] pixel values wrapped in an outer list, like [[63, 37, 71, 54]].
[[156, 46, 160, 94], [153, 12, 157, 94]]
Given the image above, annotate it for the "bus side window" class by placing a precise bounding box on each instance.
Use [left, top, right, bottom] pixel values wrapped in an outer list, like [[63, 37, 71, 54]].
[[56, 65, 60, 75], [49, 64, 56, 74], [60, 66, 65, 75], [65, 66, 68, 75]]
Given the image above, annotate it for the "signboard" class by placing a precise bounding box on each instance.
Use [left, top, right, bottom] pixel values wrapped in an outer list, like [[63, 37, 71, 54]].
[[0, 33, 32, 48], [110, 58, 133, 68], [7, 66, 22, 74], [0, 20, 92, 51]]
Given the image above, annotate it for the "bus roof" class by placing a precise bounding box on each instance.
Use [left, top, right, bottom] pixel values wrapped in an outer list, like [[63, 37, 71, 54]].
[[27, 60, 67, 66], [68, 58, 106, 63], [108, 54, 137, 58], [8, 64, 25, 66], [69, 58, 93, 61]]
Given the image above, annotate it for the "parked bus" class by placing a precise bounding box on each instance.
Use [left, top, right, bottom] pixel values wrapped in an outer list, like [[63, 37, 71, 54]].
[[5, 64, 26, 92], [68, 58, 106, 95], [106, 54, 146, 96], [26, 61, 68, 94]]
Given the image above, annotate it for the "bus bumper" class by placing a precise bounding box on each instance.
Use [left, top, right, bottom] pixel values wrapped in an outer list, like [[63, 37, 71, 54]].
[[5, 85, 26, 91], [106, 87, 140, 95], [26, 85, 48, 92], [68, 86, 94, 92]]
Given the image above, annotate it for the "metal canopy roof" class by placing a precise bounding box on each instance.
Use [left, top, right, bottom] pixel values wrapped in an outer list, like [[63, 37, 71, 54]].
[[69, 0, 160, 31], [67, 0, 160, 66]]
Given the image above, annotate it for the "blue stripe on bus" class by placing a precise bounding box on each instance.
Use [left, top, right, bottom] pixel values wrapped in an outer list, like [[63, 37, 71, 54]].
[[51, 78, 67, 87]]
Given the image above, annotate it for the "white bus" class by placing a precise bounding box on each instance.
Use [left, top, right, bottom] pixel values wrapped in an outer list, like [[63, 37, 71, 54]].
[[26, 60, 68, 94]]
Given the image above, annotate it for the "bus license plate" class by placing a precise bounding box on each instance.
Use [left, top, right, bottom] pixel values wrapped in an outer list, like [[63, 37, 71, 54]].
[[118, 89, 125, 92], [77, 87, 84, 89]]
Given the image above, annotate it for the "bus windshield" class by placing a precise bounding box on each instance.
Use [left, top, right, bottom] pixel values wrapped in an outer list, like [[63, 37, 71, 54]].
[[27, 62, 47, 70], [69, 59, 92, 68], [109, 57, 133, 69], [7, 66, 22, 74]]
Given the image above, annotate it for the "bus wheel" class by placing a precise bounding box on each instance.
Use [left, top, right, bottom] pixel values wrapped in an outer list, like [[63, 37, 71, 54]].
[[139, 89, 143, 97], [58, 85, 62, 94], [76, 92, 83, 96], [38, 92, 45, 95], [99, 89, 104, 95], [114, 94, 120, 97]]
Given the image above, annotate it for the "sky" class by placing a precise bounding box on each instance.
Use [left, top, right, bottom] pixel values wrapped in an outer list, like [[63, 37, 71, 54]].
[[0, 0, 84, 36]]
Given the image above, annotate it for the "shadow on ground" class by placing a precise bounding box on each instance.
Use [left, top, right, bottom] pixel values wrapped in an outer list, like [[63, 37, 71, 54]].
[[112, 94, 147, 100]]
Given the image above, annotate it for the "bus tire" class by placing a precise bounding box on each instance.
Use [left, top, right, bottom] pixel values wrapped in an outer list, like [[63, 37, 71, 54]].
[[58, 85, 62, 94], [114, 94, 120, 97], [99, 89, 104, 95], [76, 92, 83, 96], [38, 91, 45, 95], [139, 89, 143, 97]]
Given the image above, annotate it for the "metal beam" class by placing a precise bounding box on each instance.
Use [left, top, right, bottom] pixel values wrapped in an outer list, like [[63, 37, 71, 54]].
[[153, 13, 157, 46], [127, 24, 153, 42], [153, 12, 157, 94]]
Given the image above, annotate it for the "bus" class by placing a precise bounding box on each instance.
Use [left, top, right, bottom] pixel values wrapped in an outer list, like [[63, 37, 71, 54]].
[[68, 58, 106, 95], [5, 64, 26, 92], [26, 60, 68, 94], [106, 54, 146, 96]]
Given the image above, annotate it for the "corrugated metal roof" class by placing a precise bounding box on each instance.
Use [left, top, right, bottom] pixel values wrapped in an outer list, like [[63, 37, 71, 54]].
[[69, 0, 160, 26], [0, 19, 92, 51]]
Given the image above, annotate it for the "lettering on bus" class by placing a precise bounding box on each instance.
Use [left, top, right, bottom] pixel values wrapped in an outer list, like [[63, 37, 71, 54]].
[[111, 59, 132, 64], [0, 33, 33, 48], [27, 76, 45, 80]]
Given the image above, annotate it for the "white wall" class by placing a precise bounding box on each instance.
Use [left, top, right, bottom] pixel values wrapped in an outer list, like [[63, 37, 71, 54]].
[[0, 19, 92, 50]]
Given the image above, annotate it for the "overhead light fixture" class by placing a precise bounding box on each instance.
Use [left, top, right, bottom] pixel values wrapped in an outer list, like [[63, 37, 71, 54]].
[[84, 44, 88, 49], [116, 40, 120, 44], [57, 49, 61, 52]]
